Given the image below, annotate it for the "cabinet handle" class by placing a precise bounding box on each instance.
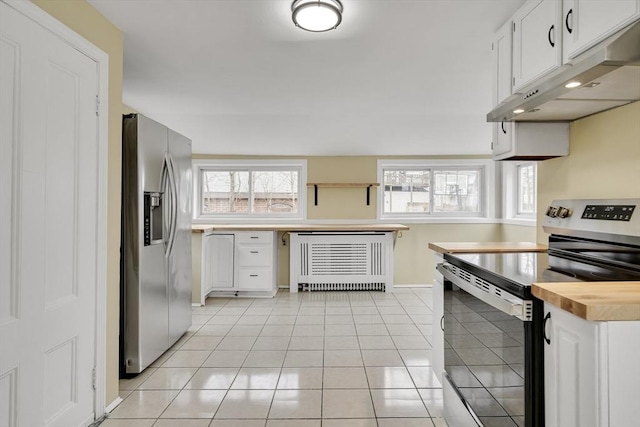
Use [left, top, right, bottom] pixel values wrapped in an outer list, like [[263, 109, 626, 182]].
[[548, 25, 555, 47], [250, 274, 258, 277], [250, 236, 259, 239], [543, 312, 551, 345], [440, 315, 444, 332], [501, 122, 507, 134], [565, 9, 573, 34], [250, 251, 259, 254]]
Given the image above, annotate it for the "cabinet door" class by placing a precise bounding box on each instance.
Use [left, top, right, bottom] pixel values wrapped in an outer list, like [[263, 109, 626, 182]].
[[543, 304, 602, 427], [492, 20, 513, 106], [204, 234, 235, 291], [513, 0, 562, 91], [493, 121, 513, 157], [562, 0, 640, 61]]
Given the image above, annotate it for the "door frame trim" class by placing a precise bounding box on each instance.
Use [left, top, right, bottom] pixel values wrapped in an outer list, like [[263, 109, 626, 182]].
[[2, 0, 110, 420]]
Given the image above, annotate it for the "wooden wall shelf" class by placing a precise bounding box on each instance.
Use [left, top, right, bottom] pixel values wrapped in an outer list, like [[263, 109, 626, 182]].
[[306, 183, 380, 206]]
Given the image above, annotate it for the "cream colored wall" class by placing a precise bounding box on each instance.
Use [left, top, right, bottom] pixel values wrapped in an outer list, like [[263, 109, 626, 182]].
[[32, 0, 124, 406], [307, 157, 377, 220], [536, 102, 640, 243], [500, 224, 536, 243]]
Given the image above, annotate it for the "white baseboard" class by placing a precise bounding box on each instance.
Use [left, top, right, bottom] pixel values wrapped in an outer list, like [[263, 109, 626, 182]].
[[192, 302, 203, 307], [394, 284, 432, 288], [105, 396, 123, 413]]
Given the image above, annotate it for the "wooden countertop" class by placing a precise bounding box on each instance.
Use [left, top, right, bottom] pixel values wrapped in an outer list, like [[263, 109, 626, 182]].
[[428, 241, 547, 254], [532, 282, 640, 321], [192, 223, 410, 233]]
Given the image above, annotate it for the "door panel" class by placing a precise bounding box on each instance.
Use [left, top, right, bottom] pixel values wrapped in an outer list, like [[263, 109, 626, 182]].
[[0, 3, 99, 426], [167, 129, 192, 345], [208, 234, 235, 290]]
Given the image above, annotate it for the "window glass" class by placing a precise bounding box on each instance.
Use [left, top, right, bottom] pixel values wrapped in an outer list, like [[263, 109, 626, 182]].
[[251, 170, 299, 214], [383, 170, 430, 214], [201, 170, 249, 214], [517, 163, 536, 215], [433, 170, 480, 213]]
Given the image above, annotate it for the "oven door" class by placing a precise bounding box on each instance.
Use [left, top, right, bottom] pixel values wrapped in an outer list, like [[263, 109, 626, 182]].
[[439, 263, 544, 427]]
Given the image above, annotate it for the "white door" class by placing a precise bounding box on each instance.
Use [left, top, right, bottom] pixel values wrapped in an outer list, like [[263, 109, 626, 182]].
[[1, 3, 99, 427]]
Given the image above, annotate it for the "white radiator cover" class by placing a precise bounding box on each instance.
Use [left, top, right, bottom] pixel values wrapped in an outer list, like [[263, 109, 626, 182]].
[[289, 232, 394, 292]]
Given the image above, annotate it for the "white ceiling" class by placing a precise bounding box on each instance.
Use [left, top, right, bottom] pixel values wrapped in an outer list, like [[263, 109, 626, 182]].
[[89, 0, 525, 156]]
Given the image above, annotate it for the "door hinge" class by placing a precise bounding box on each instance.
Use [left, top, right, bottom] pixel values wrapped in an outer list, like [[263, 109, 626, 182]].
[[92, 367, 97, 390], [513, 22, 515, 32], [95, 95, 100, 116]]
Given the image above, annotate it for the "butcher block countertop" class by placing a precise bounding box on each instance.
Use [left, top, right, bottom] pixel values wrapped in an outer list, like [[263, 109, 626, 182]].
[[192, 223, 410, 233], [428, 241, 547, 254], [532, 282, 640, 321]]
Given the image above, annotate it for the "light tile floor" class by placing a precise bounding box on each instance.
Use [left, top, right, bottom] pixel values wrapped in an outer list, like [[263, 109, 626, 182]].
[[103, 288, 447, 427]]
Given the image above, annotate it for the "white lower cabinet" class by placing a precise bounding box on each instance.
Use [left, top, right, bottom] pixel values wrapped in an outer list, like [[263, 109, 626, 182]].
[[432, 253, 445, 386], [202, 231, 278, 298], [543, 303, 640, 427]]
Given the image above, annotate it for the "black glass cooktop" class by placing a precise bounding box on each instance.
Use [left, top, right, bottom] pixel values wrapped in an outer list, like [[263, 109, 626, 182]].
[[443, 252, 582, 299], [444, 249, 640, 299]]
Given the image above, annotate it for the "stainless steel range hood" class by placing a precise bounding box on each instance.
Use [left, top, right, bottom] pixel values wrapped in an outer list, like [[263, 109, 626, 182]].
[[487, 21, 640, 123]]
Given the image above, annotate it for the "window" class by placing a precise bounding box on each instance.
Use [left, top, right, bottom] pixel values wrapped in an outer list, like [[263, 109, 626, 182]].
[[379, 160, 492, 219], [193, 160, 306, 220], [516, 163, 536, 216], [503, 161, 536, 221]]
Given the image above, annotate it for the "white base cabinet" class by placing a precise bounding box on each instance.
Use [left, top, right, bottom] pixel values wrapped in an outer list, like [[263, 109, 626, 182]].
[[202, 231, 278, 300], [432, 252, 445, 386], [543, 303, 640, 427]]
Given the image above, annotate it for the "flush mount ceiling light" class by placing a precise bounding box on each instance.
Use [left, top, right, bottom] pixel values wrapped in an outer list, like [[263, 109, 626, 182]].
[[292, 0, 343, 32]]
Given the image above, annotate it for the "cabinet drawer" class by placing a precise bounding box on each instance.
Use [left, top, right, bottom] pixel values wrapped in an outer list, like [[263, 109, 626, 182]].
[[237, 268, 272, 290], [237, 245, 272, 267], [235, 231, 274, 244]]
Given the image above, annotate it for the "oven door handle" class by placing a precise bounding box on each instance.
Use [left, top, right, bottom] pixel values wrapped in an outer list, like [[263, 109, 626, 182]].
[[437, 263, 532, 321]]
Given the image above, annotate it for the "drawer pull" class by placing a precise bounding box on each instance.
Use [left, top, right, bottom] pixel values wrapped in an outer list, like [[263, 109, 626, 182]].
[[250, 274, 258, 277], [250, 236, 259, 239], [250, 251, 259, 254]]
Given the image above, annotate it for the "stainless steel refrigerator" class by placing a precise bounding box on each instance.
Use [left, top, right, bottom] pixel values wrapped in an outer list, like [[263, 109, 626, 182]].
[[120, 113, 192, 376]]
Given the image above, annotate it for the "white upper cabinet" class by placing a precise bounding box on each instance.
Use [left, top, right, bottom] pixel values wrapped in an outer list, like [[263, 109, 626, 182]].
[[562, 0, 640, 61], [492, 20, 514, 106], [512, 0, 563, 92], [492, 121, 513, 157], [493, 122, 569, 160]]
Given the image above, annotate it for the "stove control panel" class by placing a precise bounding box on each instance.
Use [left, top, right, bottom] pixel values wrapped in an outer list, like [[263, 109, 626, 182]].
[[582, 204, 636, 221]]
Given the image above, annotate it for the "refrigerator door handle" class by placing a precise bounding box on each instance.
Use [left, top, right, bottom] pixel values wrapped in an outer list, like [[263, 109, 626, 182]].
[[165, 153, 179, 257], [161, 153, 173, 257]]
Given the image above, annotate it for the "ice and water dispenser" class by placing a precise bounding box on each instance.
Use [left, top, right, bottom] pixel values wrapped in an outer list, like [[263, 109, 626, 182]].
[[143, 191, 164, 246]]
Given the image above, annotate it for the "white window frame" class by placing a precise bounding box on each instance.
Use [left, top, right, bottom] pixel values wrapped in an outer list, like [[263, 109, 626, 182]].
[[193, 159, 307, 222], [503, 161, 537, 224], [377, 159, 495, 221]]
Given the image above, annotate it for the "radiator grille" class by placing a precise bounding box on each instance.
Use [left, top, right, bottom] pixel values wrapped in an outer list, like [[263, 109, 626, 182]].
[[290, 233, 393, 292], [310, 243, 368, 275]]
